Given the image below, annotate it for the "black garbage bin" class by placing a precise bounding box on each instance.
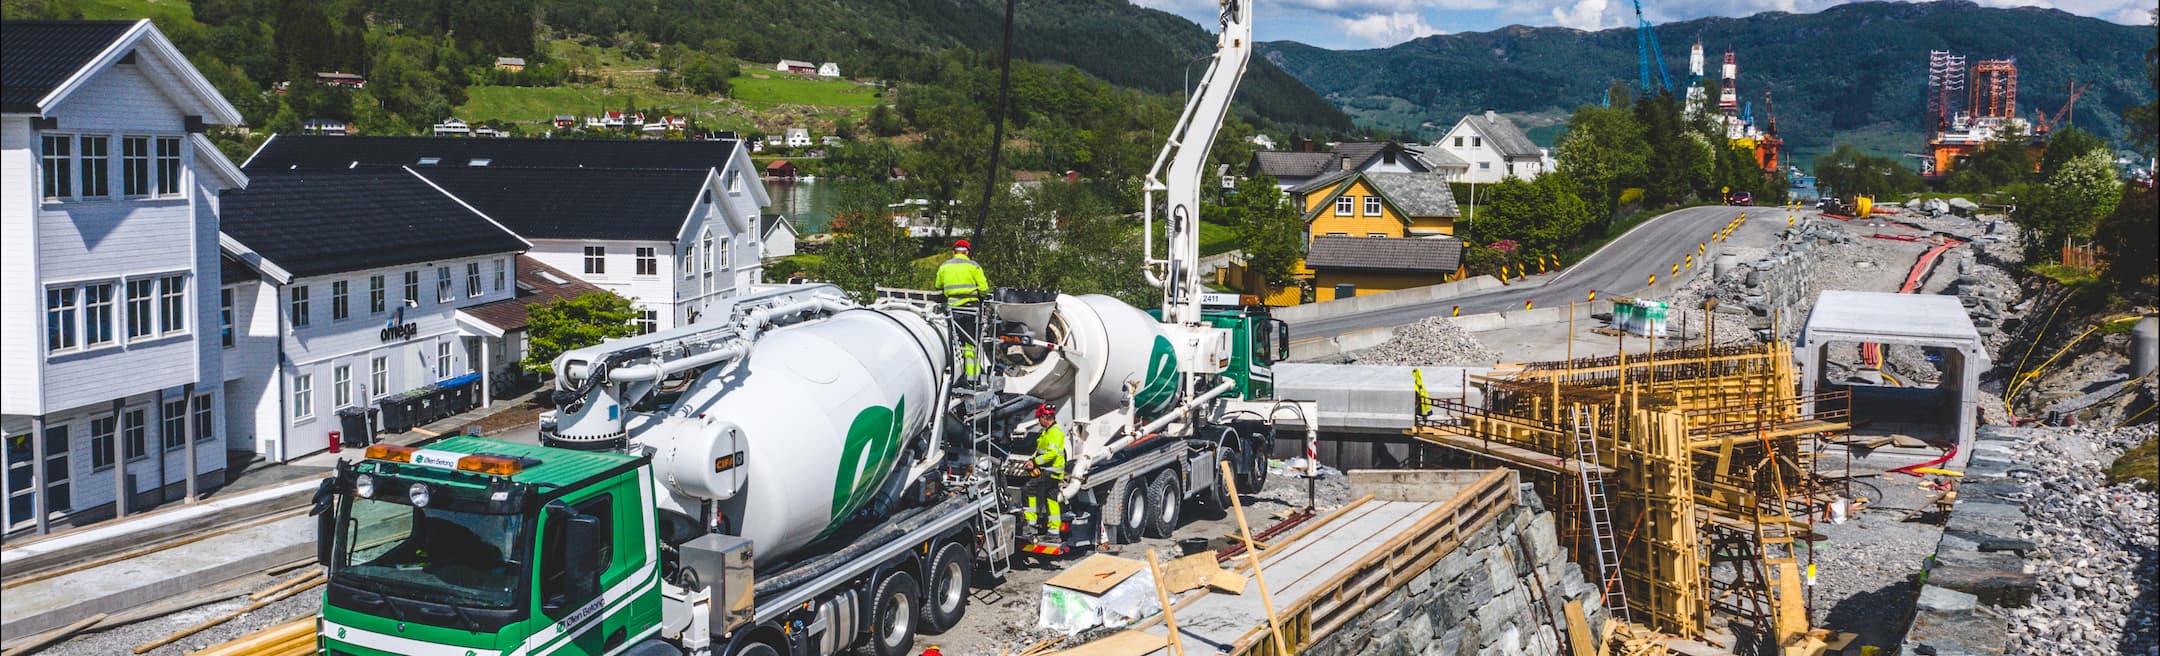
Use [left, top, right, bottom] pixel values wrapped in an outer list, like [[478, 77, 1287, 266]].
[[436, 374, 483, 415], [376, 397, 408, 434], [336, 407, 377, 447]]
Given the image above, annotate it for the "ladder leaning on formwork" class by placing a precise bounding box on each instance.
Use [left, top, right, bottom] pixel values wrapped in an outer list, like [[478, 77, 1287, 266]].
[[1572, 405, 1632, 623]]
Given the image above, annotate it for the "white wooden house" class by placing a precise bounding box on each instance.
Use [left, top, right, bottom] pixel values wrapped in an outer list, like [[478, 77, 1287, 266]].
[[2, 19, 249, 535], [1436, 111, 1552, 183]]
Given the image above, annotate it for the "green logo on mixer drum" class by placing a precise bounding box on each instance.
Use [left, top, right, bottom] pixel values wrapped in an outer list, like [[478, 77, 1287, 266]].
[[1135, 335, 1178, 417], [829, 399, 906, 531]]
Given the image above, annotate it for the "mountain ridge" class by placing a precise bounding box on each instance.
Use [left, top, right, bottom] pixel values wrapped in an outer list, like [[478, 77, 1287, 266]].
[[1256, 0, 2155, 160]]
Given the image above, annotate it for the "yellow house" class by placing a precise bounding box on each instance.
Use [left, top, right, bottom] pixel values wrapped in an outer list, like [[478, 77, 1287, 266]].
[[1275, 170, 1465, 303]]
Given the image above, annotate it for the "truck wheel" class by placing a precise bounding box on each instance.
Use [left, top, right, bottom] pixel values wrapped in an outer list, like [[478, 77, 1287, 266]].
[[1118, 481, 1149, 544], [867, 570, 920, 656], [727, 641, 780, 656], [1142, 470, 1181, 539], [919, 542, 971, 634], [1236, 448, 1268, 493]]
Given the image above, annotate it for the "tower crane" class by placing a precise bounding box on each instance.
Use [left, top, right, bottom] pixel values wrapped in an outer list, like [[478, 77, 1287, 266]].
[[1634, 0, 1675, 95]]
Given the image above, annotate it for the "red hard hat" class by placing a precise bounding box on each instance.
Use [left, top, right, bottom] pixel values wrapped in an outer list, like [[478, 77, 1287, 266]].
[[1035, 403, 1057, 418], [954, 239, 971, 251]]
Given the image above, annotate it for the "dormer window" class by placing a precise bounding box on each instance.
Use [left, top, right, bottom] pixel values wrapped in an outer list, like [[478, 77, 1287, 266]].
[[416, 157, 440, 166], [469, 158, 491, 167]]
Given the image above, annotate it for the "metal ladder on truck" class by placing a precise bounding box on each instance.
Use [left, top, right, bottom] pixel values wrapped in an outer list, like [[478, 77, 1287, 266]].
[[1573, 405, 1632, 623]]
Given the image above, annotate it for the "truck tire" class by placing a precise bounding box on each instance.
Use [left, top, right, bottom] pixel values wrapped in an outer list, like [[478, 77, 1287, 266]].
[[919, 542, 971, 634], [1236, 447, 1268, 493], [1118, 481, 1149, 544], [866, 570, 920, 656], [1142, 470, 1181, 539], [620, 639, 684, 656], [727, 641, 780, 656]]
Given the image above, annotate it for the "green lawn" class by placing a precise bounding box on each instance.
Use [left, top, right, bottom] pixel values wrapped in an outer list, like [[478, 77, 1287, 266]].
[[73, 0, 200, 28], [731, 75, 883, 108], [1199, 221, 1238, 257]]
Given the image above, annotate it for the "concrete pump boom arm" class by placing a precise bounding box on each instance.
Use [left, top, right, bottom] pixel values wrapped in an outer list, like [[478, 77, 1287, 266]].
[[1143, 0, 1251, 326]]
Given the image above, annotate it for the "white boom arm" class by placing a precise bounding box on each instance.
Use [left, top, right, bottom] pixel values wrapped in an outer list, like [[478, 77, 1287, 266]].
[[1144, 0, 1252, 326]]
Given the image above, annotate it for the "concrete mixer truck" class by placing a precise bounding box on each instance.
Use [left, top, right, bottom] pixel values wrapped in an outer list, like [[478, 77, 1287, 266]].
[[307, 0, 1314, 653]]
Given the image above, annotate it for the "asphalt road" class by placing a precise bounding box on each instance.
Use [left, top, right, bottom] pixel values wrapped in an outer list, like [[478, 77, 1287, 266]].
[[1290, 204, 1755, 338]]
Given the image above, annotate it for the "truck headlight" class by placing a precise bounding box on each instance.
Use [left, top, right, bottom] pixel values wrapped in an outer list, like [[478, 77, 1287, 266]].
[[409, 483, 431, 507], [355, 474, 375, 499]]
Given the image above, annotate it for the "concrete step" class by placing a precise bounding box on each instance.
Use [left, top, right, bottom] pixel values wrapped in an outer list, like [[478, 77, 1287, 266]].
[[0, 514, 315, 638]]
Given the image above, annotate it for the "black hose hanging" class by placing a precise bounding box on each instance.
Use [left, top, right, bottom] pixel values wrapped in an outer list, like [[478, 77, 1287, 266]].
[[970, 0, 1018, 246]]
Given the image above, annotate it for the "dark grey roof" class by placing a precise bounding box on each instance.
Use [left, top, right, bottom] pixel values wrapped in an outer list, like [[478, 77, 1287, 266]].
[[1250, 151, 1342, 180], [761, 214, 794, 239], [1365, 172, 1460, 217], [243, 134, 740, 171], [1287, 168, 1358, 195], [1331, 142, 1429, 173], [220, 171, 528, 278], [461, 256, 606, 331], [219, 253, 260, 285], [414, 166, 709, 241], [1464, 112, 1542, 158], [1305, 235, 1463, 274], [1, 21, 137, 112]]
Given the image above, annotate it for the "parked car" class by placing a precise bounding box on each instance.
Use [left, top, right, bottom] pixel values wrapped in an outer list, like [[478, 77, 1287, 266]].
[[1725, 190, 1753, 206]]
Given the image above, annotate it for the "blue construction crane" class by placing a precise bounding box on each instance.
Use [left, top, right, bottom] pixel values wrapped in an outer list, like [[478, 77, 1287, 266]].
[[1634, 0, 1674, 95]]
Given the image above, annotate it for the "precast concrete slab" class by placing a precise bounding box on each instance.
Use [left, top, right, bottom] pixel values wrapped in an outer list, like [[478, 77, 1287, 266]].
[[1272, 364, 1488, 434], [1799, 290, 1989, 468]]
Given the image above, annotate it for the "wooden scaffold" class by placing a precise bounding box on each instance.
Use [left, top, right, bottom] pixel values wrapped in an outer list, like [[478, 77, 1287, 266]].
[[1409, 339, 1852, 655]]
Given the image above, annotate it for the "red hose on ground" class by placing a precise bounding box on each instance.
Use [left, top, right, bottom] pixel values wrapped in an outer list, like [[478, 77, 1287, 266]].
[[1863, 237, 1964, 369]]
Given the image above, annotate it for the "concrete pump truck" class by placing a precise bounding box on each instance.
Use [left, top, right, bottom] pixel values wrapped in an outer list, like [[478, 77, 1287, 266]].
[[308, 2, 1316, 655]]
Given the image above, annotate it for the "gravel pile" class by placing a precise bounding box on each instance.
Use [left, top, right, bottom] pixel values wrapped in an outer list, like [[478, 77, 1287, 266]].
[[1880, 344, 1942, 386], [2003, 424, 2160, 656], [1345, 316, 1498, 366]]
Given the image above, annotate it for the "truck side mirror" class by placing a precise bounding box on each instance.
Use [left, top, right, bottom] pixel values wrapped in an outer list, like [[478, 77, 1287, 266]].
[[312, 478, 337, 567], [1273, 320, 1291, 362], [564, 514, 604, 602]]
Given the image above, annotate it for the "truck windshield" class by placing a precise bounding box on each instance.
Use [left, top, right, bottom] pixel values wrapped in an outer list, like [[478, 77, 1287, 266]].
[[334, 496, 525, 608]]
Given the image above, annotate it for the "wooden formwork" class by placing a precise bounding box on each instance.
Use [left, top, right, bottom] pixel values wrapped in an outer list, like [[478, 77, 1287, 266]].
[[1408, 341, 1849, 652]]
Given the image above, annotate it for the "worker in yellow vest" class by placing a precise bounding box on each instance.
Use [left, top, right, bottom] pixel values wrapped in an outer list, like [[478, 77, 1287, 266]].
[[936, 239, 991, 377], [1023, 403, 1068, 543]]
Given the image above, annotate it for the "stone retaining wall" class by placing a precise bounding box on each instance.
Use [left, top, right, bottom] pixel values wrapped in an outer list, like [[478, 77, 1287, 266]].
[[1900, 426, 2033, 654], [1303, 486, 1609, 656]]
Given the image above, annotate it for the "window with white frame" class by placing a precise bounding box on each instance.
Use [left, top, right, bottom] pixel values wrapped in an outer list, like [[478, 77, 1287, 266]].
[[1364, 196, 1382, 216], [46, 287, 78, 352], [584, 246, 606, 275], [192, 394, 214, 442], [79, 135, 110, 198], [1472, 136, 1481, 148], [159, 275, 186, 334], [122, 408, 146, 461], [83, 283, 116, 348], [1334, 196, 1353, 216], [702, 232, 714, 273], [370, 356, 388, 400], [1452, 136, 1463, 147], [89, 417, 115, 470], [123, 137, 152, 197], [293, 375, 313, 420], [289, 285, 310, 328], [637, 309, 658, 334], [219, 288, 235, 348], [718, 238, 731, 272], [126, 279, 156, 338], [682, 242, 696, 276], [162, 398, 187, 450], [436, 267, 452, 303], [403, 271, 420, 306], [436, 341, 453, 378], [636, 248, 657, 276], [41, 135, 72, 199], [334, 364, 352, 408], [466, 262, 482, 297], [369, 275, 385, 314], [155, 137, 182, 197], [493, 258, 506, 292]]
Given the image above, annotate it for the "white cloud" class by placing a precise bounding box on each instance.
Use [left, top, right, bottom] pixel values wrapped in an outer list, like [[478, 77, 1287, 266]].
[[1338, 11, 1446, 44], [1549, 0, 1619, 29]]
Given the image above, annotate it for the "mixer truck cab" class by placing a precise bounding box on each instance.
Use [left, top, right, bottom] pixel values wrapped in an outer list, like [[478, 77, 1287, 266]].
[[316, 439, 663, 656]]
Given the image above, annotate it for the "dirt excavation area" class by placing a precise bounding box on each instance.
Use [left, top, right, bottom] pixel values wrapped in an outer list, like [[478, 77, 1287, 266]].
[[929, 460, 1353, 655]]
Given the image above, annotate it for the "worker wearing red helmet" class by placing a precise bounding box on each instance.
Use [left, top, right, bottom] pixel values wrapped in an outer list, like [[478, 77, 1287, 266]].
[[937, 239, 991, 377], [1023, 403, 1068, 543]]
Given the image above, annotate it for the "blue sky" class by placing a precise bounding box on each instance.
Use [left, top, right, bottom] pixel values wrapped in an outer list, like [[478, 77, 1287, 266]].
[[1130, 0, 2154, 49]]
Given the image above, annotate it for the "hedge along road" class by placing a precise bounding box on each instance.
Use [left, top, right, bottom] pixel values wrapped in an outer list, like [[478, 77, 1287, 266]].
[[1288, 204, 1757, 339]]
